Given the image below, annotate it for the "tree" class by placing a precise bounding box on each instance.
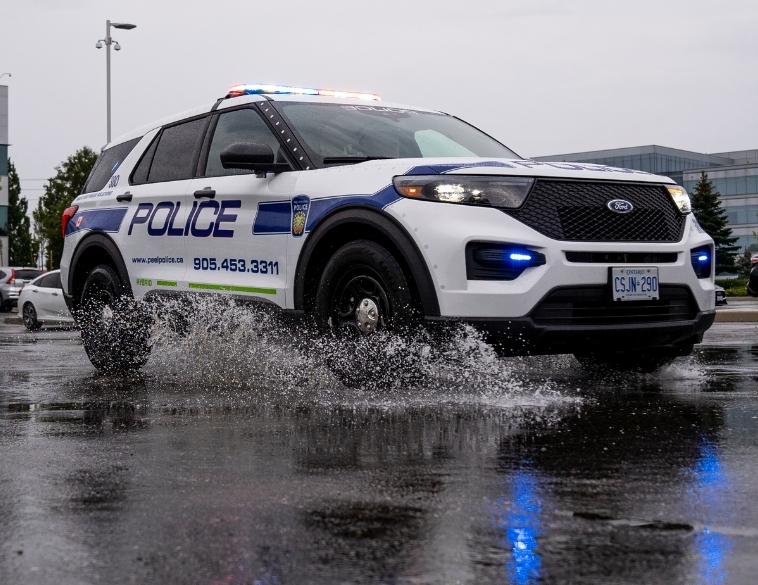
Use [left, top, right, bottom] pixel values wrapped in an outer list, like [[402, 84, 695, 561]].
[[690, 172, 739, 273], [33, 147, 97, 269], [6, 159, 38, 266]]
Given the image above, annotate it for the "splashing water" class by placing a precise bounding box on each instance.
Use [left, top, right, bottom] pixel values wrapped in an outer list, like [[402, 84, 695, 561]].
[[144, 297, 578, 411]]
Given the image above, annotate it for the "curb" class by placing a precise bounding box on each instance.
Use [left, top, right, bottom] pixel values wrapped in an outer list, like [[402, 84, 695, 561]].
[[715, 310, 758, 323], [2, 316, 23, 325]]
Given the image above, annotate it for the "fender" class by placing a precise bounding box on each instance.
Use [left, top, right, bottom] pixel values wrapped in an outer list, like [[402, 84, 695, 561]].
[[66, 232, 133, 309], [294, 206, 440, 316]]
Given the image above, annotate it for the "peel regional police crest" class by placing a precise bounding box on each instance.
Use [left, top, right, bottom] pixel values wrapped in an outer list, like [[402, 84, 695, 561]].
[[291, 195, 310, 237]]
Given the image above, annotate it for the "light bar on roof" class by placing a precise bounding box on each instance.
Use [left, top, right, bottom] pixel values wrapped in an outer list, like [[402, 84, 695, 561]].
[[226, 83, 381, 101]]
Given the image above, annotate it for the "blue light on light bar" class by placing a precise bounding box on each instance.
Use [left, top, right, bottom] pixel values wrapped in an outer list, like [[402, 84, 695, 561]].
[[226, 83, 381, 101], [509, 252, 533, 262]]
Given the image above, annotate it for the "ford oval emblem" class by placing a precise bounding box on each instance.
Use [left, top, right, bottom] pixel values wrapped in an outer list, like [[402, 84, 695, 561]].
[[607, 199, 634, 214]]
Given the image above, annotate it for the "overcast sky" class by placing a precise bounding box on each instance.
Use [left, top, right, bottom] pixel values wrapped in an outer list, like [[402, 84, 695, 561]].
[[3, 0, 757, 210]]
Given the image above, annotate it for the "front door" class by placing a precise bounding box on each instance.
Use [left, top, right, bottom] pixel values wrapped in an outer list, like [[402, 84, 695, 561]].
[[184, 106, 295, 308]]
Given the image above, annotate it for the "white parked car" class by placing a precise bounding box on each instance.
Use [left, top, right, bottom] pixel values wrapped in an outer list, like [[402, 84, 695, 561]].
[[18, 270, 74, 330], [60, 83, 716, 373]]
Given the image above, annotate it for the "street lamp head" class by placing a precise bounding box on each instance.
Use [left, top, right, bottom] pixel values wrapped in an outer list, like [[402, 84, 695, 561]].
[[111, 22, 137, 30], [113, 41, 121, 51], [95, 40, 104, 49]]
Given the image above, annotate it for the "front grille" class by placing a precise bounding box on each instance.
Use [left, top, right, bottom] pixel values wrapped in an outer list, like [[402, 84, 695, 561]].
[[531, 285, 697, 326], [504, 180, 686, 242]]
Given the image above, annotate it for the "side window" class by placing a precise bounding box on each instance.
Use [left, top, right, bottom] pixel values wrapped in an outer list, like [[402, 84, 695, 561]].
[[147, 117, 208, 183], [38, 273, 60, 288], [130, 135, 159, 185], [205, 108, 284, 177], [83, 138, 141, 193]]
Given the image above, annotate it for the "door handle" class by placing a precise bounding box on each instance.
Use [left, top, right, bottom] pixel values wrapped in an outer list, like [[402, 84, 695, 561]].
[[116, 191, 133, 202], [52, 292, 59, 296], [194, 187, 216, 199], [32, 289, 38, 293]]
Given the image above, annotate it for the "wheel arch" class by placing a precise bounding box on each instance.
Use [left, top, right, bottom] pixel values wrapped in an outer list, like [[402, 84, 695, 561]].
[[294, 206, 440, 316], [67, 233, 132, 310]]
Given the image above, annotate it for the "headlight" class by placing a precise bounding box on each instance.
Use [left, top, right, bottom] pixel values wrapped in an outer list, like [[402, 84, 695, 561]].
[[666, 185, 692, 214], [393, 175, 534, 209]]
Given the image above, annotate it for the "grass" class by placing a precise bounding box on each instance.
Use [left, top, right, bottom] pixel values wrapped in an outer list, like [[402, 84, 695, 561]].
[[716, 277, 748, 297]]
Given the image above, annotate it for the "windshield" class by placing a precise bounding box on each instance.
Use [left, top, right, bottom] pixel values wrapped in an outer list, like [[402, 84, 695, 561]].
[[276, 102, 519, 166]]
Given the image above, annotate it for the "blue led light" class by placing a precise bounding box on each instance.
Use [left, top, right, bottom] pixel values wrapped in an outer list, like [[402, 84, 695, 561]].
[[698, 254, 709, 263], [509, 252, 533, 262]]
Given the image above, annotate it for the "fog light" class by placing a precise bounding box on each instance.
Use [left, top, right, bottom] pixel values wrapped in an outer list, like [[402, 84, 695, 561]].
[[690, 245, 713, 279], [466, 242, 546, 280]]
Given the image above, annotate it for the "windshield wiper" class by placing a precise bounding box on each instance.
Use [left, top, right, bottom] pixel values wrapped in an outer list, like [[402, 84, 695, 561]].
[[321, 156, 392, 165]]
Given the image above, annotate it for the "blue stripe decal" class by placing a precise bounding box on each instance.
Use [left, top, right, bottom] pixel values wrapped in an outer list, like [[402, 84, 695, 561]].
[[305, 186, 400, 231], [405, 161, 518, 175], [66, 207, 128, 236], [253, 201, 291, 234]]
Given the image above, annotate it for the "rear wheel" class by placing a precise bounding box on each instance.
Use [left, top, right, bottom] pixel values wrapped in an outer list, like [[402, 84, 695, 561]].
[[22, 302, 41, 331], [77, 264, 151, 373]]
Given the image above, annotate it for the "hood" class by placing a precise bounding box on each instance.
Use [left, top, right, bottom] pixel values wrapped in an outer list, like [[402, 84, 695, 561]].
[[337, 157, 674, 184]]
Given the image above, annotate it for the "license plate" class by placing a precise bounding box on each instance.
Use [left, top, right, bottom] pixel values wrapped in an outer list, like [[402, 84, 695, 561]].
[[611, 267, 659, 301]]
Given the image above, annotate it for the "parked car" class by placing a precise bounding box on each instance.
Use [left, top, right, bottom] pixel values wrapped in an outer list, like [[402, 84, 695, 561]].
[[17, 270, 74, 330], [0, 267, 44, 312], [714, 284, 727, 306], [749, 265, 758, 297]]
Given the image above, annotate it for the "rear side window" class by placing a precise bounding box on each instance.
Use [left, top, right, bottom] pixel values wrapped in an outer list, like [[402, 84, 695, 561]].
[[38, 273, 62, 289], [16, 269, 43, 280], [83, 137, 141, 193], [0, 270, 6, 280], [146, 117, 207, 183]]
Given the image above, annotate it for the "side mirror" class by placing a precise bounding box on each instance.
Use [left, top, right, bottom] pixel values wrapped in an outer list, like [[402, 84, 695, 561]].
[[220, 142, 290, 174]]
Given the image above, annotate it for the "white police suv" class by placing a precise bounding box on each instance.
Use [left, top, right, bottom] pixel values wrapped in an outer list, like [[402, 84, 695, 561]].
[[61, 83, 715, 373]]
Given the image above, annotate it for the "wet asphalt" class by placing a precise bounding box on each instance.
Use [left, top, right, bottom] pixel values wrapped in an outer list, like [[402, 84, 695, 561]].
[[1, 316, 758, 585]]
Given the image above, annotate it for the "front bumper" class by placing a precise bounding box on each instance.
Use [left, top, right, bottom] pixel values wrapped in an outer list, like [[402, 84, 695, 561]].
[[427, 310, 715, 356], [386, 199, 715, 318]]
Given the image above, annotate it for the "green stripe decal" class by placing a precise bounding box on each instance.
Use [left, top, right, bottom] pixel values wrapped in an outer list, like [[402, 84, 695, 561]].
[[188, 282, 277, 295], [157, 280, 177, 287]]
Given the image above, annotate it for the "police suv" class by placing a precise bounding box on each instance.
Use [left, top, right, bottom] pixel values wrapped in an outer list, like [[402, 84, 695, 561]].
[[61, 83, 715, 373]]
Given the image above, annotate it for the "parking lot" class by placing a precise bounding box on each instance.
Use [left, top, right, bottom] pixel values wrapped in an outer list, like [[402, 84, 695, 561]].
[[2, 310, 758, 585]]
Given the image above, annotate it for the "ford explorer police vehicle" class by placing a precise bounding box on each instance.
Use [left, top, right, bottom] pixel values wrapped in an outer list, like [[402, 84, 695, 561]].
[[61, 83, 715, 373]]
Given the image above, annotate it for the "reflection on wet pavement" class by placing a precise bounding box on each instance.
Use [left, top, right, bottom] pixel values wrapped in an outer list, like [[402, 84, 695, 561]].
[[1, 320, 758, 584]]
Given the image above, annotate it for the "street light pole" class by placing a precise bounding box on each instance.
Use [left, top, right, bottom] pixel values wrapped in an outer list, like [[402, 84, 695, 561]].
[[106, 19, 112, 143], [96, 20, 136, 143]]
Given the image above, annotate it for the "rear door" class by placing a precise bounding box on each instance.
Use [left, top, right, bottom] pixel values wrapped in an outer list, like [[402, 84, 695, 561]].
[[185, 106, 295, 307], [121, 116, 211, 295], [35, 272, 65, 319]]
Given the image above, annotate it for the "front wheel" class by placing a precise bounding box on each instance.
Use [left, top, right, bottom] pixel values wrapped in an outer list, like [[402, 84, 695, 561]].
[[22, 302, 41, 331], [314, 240, 415, 335], [312, 240, 420, 387], [77, 264, 151, 373]]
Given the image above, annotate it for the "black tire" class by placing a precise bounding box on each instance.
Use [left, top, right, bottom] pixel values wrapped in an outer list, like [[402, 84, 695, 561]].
[[574, 348, 687, 374], [0, 295, 9, 313], [312, 240, 420, 387], [77, 264, 151, 373], [314, 240, 415, 334], [22, 302, 41, 331]]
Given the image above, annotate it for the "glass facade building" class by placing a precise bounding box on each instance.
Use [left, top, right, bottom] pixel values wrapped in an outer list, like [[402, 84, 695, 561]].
[[536, 145, 758, 252]]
